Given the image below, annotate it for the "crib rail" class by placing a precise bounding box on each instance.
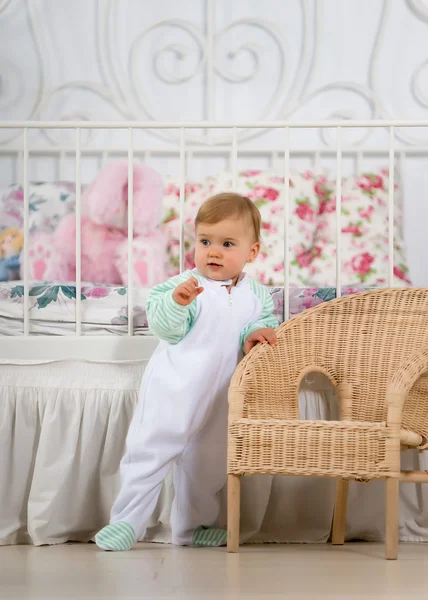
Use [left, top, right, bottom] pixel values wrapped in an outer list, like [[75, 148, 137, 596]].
[[0, 119, 428, 351]]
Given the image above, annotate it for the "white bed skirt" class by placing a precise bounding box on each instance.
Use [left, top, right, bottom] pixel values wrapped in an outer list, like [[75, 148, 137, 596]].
[[1, 359, 428, 547]]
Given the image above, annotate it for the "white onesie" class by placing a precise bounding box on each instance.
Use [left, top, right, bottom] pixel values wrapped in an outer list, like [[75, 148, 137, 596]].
[[109, 269, 278, 545]]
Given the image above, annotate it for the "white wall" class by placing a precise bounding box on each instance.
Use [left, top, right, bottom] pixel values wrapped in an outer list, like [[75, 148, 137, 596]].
[[0, 0, 428, 284]]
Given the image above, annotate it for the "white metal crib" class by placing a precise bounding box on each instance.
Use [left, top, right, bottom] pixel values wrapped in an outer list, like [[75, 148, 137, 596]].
[[0, 119, 427, 361]]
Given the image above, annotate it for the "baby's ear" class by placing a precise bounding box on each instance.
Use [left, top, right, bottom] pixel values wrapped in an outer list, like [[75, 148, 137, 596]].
[[248, 241, 260, 262]]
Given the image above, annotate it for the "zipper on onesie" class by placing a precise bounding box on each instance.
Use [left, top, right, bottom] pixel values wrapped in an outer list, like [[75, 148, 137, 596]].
[[224, 286, 233, 307]]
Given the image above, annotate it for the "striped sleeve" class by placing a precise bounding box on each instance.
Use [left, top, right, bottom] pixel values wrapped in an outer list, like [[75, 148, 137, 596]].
[[146, 271, 200, 344], [240, 280, 279, 352]]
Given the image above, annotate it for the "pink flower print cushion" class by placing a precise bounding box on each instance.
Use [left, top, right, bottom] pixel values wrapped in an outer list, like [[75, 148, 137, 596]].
[[308, 169, 410, 287]]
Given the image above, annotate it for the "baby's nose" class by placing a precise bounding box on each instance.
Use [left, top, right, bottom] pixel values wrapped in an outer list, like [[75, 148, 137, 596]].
[[209, 248, 222, 258]]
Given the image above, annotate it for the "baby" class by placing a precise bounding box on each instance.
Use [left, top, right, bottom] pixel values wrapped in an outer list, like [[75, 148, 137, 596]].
[[95, 192, 278, 550]]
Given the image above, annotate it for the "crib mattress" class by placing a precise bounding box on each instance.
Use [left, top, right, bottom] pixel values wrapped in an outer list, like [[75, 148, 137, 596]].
[[0, 281, 372, 336]]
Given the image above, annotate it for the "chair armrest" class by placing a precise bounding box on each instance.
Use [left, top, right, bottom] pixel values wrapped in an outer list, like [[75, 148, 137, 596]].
[[228, 317, 342, 422], [386, 347, 428, 430]]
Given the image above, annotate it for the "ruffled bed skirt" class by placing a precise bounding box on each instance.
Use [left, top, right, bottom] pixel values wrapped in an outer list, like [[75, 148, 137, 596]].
[[1, 360, 428, 546]]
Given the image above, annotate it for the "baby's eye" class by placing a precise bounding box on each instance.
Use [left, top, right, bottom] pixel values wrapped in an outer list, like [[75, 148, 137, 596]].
[[201, 239, 210, 246], [224, 241, 234, 248]]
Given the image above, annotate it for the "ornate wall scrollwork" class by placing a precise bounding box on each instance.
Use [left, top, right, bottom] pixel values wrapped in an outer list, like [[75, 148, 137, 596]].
[[0, 0, 427, 147]]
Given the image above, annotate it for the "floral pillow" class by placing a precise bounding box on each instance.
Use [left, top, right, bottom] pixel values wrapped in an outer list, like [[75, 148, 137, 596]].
[[307, 169, 410, 287], [0, 182, 76, 233], [161, 169, 330, 286]]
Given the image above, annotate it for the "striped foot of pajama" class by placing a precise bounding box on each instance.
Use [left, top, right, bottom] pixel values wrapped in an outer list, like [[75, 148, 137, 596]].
[[95, 522, 136, 551]]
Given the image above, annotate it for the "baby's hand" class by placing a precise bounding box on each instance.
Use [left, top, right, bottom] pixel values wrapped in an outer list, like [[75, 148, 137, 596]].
[[173, 277, 204, 306], [244, 328, 278, 355]]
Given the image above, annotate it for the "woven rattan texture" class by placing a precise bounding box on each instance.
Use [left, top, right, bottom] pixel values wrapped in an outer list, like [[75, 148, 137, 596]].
[[228, 288, 428, 478], [232, 289, 428, 423], [228, 419, 393, 477]]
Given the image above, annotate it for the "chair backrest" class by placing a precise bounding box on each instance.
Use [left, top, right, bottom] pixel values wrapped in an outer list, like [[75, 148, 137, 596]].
[[232, 288, 428, 431]]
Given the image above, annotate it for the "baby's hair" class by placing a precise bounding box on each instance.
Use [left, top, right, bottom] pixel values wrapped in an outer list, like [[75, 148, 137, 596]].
[[195, 193, 261, 243]]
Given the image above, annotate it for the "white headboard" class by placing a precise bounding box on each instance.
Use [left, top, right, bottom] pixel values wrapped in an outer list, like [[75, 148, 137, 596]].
[[1, 0, 428, 284]]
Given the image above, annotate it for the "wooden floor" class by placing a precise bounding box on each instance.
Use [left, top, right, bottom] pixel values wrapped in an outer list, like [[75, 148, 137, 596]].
[[1, 542, 428, 599]]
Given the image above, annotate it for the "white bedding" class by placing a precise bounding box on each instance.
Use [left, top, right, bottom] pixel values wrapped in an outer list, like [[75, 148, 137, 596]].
[[0, 281, 375, 336], [0, 281, 151, 336]]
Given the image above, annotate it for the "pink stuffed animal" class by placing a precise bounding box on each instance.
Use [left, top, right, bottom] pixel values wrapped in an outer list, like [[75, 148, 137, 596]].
[[42, 160, 166, 286]]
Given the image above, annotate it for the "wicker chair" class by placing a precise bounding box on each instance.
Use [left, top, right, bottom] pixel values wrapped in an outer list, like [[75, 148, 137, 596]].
[[227, 288, 428, 559]]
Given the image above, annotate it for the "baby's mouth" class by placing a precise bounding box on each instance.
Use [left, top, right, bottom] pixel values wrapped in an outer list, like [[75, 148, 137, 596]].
[[207, 262, 223, 268]]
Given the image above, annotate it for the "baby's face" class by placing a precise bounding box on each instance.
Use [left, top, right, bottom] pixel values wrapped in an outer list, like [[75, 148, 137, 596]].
[[194, 218, 260, 283]]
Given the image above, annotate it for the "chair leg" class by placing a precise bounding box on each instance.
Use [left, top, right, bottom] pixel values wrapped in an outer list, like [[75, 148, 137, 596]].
[[385, 478, 399, 560], [332, 478, 349, 545], [227, 474, 241, 553]]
